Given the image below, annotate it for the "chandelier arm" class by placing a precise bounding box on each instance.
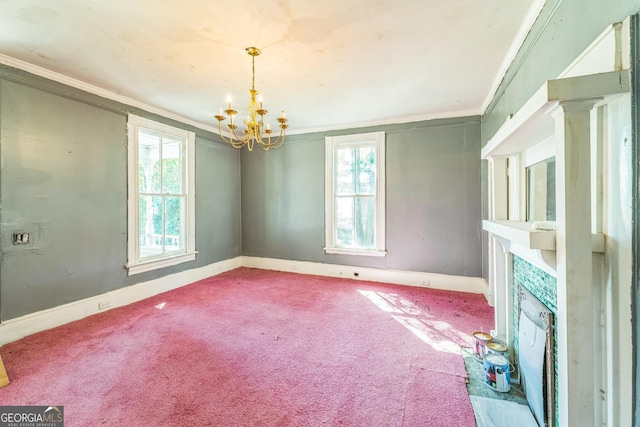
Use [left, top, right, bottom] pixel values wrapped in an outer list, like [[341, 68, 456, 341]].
[[217, 121, 234, 145], [217, 120, 248, 149], [229, 128, 248, 148], [257, 134, 285, 150]]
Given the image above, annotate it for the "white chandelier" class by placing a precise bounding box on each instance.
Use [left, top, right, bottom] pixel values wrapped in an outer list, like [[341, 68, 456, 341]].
[[214, 47, 288, 151]]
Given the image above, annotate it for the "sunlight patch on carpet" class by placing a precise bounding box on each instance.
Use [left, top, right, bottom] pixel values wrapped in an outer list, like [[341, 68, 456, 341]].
[[358, 289, 469, 353], [392, 316, 461, 353]]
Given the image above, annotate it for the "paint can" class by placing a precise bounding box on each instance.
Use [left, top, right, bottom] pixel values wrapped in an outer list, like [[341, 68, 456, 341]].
[[483, 354, 511, 392], [485, 341, 508, 358], [472, 332, 493, 360]]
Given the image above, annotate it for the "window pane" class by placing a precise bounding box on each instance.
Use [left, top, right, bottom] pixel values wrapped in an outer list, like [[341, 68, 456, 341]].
[[138, 166, 147, 194], [140, 195, 163, 259], [335, 196, 354, 247], [162, 139, 183, 194], [139, 130, 161, 193], [356, 146, 376, 195], [355, 196, 375, 248], [336, 147, 354, 195], [165, 196, 185, 253]]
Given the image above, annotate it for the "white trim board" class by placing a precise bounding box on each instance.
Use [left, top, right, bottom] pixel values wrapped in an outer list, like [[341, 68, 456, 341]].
[[242, 256, 489, 298], [0, 256, 489, 346], [0, 257, 242, 346]]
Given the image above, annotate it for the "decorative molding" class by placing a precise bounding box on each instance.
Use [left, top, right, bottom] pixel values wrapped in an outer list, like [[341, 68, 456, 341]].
[[480, 0, 547, 113], [0, 53, 218, 134], [0, 257, 242, 346], [0, 53, 479, 138]]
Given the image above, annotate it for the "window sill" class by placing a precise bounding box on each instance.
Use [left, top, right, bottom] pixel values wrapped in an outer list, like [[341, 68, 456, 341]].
[[324, 247, 387, 257], [126, 251, 197, 276]]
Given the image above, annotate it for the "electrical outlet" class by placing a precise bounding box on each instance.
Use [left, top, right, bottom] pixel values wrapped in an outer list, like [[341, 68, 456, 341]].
[[12, 232, 30, 245], [98, 300, 111, 310]]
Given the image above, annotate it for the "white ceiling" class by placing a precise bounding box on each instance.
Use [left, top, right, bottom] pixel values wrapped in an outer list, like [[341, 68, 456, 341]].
[[0, 0, 541, 134]]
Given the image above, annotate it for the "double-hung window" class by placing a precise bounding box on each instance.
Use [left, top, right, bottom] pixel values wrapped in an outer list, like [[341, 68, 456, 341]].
[[325, 131, 386, 256], [126, 114, 196, 275]]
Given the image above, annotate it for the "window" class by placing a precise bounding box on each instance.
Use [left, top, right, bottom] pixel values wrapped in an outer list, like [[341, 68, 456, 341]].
[[325, 131, 386, 256], [126, 114, 196, 275]]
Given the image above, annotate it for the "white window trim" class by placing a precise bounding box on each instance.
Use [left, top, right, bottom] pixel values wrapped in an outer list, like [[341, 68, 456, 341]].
[[324, 131, 386, 257], [126, 114, 197, 275]]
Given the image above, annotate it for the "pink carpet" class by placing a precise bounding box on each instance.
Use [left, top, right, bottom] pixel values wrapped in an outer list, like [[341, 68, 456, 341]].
[[0, 268, 493, 426]]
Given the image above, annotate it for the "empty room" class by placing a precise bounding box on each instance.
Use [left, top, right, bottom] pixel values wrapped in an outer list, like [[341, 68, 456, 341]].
[[0, 0, 639, 426]]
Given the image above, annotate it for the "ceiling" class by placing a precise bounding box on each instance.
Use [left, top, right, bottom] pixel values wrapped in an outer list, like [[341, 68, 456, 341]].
[[0, 0, 541, 134]]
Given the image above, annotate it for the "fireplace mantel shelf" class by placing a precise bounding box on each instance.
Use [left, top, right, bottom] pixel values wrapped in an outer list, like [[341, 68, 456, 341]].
[[481, 70, 630, 160], [483, 220, 605, 253]]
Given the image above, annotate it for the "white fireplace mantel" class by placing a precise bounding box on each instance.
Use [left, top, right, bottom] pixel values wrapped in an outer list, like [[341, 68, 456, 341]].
[[483, 20, 633, 427], [483, 219, 605, 273], [482, 70, 629, 161], [483, 69, 630, 427], [483, 70, 627, 273]]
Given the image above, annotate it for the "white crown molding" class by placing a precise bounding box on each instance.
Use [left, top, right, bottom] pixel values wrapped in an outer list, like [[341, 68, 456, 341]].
[[287, 109, 482, 136], [0, 53, 219, 134], [480, 0, 546, 114], [0, 53, 483, 138]]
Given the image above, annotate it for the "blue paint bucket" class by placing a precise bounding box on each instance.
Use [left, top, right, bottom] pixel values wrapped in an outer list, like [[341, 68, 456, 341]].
[[483, 353, 511, 392]]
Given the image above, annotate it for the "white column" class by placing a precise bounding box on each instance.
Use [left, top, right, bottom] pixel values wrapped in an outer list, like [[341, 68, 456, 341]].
[[488, 158, 509, 338], [551, 98, 601, 427], [492, 236, 514, 350]]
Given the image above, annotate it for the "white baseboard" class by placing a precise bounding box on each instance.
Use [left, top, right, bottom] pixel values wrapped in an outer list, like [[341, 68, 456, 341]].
[[0, 255, 489, 346], [0, 257, 242, 346], [241, 256, 489, 298]]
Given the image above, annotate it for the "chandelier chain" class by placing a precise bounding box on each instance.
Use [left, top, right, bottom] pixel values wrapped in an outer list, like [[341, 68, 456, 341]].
[[251, 54, 255, 91]]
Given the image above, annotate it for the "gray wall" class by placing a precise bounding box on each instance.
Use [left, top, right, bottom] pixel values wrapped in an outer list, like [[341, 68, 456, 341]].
[[242, 117, 482, 277], [0, 68, 242, 321], [482, 0, 640, 145]]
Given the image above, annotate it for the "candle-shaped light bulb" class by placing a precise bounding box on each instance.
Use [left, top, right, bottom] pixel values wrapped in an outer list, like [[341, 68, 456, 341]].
[[219, 108, 223, 116], [266, 123, 271, 131], [258, 95, 263, 109], [281, 110, 285, 119], [227, 95, 232, 109]]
